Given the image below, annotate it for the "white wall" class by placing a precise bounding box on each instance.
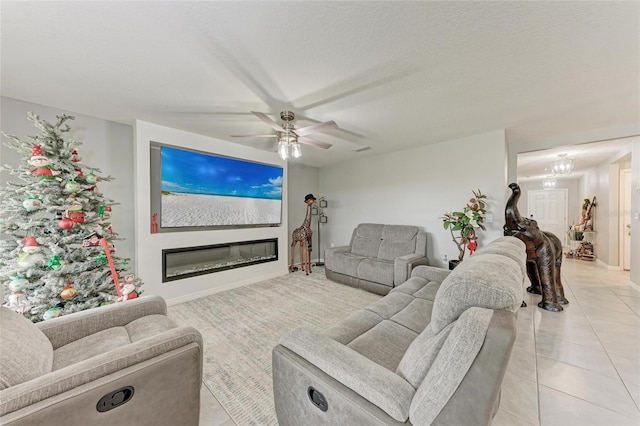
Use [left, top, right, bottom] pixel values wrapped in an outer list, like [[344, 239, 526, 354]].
[[319, 130, 507, 267], [0, 97, 137, 268], [134, 121, 289, 304], [631, 140, 640, 284], [287, 163, 320, 265]]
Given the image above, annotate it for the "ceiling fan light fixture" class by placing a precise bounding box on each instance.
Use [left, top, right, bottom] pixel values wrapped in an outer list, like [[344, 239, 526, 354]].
[[277, 140, 289, 160], [291, 141, 301, 158]]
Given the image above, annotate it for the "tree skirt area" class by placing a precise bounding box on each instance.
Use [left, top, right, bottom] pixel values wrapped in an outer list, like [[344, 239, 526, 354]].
[[168, 268, 381, 426]]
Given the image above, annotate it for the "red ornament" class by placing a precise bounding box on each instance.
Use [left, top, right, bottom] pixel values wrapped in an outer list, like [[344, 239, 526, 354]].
[[58, 217, 75, 230], [68, 211, 86, 224]]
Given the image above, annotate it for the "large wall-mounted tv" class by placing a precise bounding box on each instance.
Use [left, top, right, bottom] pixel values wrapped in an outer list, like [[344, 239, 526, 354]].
[[150, 142, 283, 231]]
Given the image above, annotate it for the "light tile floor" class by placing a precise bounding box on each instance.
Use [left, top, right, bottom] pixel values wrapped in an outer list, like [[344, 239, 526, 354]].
[[495, 259, 640, 426], [199, 259, 640, 425]]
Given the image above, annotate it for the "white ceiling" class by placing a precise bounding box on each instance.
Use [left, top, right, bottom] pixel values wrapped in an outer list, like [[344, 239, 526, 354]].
[[1, 2, 639, 169], [517, 137, 636, 182]]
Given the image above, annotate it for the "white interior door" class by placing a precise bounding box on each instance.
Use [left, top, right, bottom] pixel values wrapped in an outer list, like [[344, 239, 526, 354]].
[[621, 169, 632, 270], [527, 189, 568, 246]]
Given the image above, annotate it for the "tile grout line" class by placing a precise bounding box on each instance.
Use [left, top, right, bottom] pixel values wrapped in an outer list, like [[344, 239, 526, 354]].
[[558, 263, 640, 416]]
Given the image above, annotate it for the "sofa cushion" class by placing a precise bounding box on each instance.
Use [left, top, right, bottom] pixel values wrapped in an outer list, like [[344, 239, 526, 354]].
[[53, 327, 131, 369], [378, 225, 418, 261], [358, 258, 394, 286], [430, 251, 524, 334], [329, 252, 365, 277], [350, 223, 384, 257], [409, 308, 494, 425], [396, 322, 455, 389], [347, 320, 418, 372], [0, 307, 54, 389], [52, 314, 178, 369], [324, 309, 383, 345], [472, 236, 527, 277]]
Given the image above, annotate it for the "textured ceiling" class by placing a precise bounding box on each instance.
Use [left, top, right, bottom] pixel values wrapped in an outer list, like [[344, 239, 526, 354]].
[[1, 1, 639, 169]]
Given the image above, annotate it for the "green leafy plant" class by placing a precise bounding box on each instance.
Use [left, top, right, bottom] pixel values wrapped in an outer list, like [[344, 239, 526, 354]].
[[441, 189, 487, 261]]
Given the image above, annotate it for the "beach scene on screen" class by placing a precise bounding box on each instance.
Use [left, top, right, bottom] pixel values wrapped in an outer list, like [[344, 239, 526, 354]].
[[161, 147, 283, 227]]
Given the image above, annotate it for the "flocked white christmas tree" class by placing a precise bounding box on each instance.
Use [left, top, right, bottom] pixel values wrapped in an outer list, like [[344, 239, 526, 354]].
[[0, 112, 142, 322]]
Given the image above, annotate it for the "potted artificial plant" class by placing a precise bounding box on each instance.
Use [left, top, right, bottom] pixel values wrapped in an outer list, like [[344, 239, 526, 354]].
[[441, 189, 487, 269]]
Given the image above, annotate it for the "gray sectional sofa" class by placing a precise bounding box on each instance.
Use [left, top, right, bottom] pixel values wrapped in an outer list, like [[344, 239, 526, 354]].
[[324, 223, 429, 295], [273, 236, 526, 425]]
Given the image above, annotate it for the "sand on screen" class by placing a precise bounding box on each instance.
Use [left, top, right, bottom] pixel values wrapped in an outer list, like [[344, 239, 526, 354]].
[[161, 193, 281, 227]]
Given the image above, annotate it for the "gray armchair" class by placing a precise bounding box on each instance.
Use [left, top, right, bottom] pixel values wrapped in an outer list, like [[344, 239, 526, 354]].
[[0, 292, 203, 426]]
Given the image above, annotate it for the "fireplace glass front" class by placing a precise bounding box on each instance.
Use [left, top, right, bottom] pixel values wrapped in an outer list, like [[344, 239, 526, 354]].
[[162, 238, 278, 282]]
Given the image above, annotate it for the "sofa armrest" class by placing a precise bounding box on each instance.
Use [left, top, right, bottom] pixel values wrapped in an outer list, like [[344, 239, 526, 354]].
[[0, 325, 203, 417], [394, 254, 429, 285], [411, 265, 451, 283], [278, 327, 415, 422], [36, 295, 168, 349]]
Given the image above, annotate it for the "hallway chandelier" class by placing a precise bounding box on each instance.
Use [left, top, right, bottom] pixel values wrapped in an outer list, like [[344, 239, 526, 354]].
[[276, 132, 301, 160], [542, 177, 557, 190], [551, 154, 574, 175]]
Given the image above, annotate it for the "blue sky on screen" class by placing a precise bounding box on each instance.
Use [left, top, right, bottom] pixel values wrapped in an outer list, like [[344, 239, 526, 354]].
[[161, 147, 283, 199]]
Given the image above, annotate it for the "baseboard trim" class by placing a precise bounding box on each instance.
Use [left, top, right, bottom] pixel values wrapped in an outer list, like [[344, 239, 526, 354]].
[[165, 270, 287, 306], [595, 259, 622, 270]]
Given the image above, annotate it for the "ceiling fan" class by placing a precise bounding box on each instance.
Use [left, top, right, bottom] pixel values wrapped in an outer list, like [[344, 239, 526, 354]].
[[231, 111, 337, 159]]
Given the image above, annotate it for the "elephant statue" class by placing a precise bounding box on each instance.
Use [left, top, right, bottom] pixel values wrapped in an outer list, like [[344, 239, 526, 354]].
[[504, 183, 568, 312]]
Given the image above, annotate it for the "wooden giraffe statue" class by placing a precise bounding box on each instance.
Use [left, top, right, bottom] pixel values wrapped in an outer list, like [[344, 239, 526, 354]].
[[290, 194, 316, 274]]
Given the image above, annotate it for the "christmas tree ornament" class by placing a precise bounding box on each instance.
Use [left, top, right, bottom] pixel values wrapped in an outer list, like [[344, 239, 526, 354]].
[[94, 253, 108, 265], [8, 274, 28, 310], [43, 306, 61, 321], [64, 179, 81, 194], [120, 283, 139, 301], [48, 255, 62, 270], [22, 195, 43, 211], [29, 145, 60, 181], [17, 236, 45, 267], [58, 216, 75, 230], [67, 200, 86, 224], [83, 231, 101, 247], [9, 274, 28, 292], [86, 170, 99, 184], [60, 281, 77, 299], [102, 206, 112, 219], [71, 149, 81, 162]]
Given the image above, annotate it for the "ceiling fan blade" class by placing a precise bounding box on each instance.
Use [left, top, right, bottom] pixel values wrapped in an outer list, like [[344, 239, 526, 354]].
[[299, 136, 332, 150], [251, 111, 285, 132], [293, 120, 338, 137], [230, 134, 277, 138]]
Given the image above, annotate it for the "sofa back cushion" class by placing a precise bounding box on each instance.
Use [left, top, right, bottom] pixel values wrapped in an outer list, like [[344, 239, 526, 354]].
[[0, 307, 54, 389], [350, 223, 384, 257], [377, 225, 419, 261], [430, 236, 526, 334]]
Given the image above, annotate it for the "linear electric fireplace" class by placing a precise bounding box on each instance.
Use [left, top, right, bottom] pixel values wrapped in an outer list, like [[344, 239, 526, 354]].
[[162, 238, 278, 282]]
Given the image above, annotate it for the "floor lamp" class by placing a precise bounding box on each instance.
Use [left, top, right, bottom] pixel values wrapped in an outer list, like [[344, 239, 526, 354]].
[[316, 197, 328, 266]]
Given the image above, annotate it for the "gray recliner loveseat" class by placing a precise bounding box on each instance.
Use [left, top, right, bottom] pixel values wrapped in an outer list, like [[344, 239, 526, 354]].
[[325, 223, 429, 295], [273, 236, 526, 425]]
